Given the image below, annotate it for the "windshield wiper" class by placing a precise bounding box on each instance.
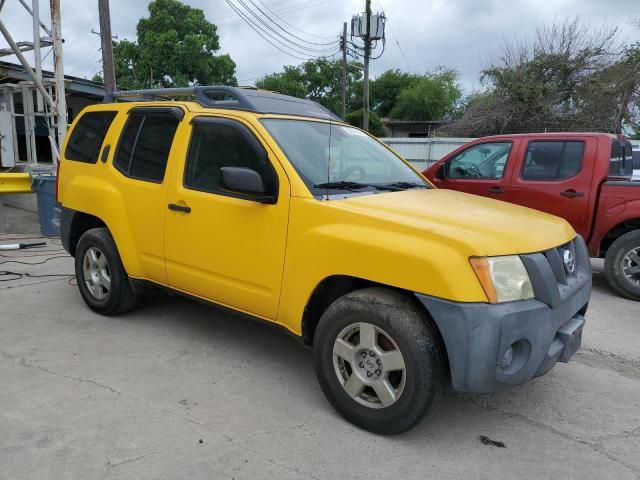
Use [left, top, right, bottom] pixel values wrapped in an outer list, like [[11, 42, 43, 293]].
[[314, 181, 369, 190], [383, 181, 429, 190], [314, 181, 426, 192]]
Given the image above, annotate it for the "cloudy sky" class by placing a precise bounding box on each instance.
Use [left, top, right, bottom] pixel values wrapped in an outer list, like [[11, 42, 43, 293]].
[[1, 0, 639, 92]]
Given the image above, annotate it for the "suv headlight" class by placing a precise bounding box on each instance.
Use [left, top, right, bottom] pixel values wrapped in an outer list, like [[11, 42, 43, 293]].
[[469, 255, 535, 303]]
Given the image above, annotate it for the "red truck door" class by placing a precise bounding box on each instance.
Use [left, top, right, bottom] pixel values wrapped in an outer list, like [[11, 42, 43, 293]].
[[429, 140, 518, 199], [506, 137, 596, 238]]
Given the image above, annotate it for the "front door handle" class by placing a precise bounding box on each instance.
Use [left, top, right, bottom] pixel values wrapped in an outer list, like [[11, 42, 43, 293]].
[[488, 186, 504, 194], [168, 203, 191, 213], [560, 190, 584, 198]]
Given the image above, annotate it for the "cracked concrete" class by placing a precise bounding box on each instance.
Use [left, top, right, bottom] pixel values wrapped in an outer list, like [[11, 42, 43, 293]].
[[1, 236, 639, 480]]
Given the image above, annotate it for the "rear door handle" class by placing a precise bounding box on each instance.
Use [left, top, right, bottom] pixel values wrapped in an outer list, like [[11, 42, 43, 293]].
[[560, 190, 584, 198], [168, 203, 191, 213], [488, 186, 504, 194], [100, 144, 110, 163]]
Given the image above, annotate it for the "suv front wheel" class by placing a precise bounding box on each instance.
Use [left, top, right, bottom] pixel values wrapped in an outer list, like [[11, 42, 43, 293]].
[[75, 228, 139, 315], [313, 287, 448, 435]]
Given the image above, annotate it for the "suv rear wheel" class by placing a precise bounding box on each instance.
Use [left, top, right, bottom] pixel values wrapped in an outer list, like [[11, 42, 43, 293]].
[[313, 287, 448, 435], [75, 228, 139, 315], [605, 230, 640, 301]]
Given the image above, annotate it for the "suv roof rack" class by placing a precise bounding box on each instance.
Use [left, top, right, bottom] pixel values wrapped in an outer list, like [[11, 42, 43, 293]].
[[104, 86, 341, 121]]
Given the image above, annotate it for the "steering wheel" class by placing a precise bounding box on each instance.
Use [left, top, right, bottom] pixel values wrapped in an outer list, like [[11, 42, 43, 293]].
[[464, 163, 483, 178], [341, 165, 366, 181]]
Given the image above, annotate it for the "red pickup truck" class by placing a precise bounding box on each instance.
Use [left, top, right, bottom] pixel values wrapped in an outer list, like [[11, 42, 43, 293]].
[[423, 133, 640, 300]]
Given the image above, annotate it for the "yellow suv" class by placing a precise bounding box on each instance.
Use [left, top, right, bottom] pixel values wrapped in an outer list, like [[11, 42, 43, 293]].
[[57, 86, 591, 434]]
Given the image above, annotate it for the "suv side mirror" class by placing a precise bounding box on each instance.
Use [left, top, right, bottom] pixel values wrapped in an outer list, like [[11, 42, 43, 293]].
[[221, 166, 275, 203], [436, 163, 447, 179]]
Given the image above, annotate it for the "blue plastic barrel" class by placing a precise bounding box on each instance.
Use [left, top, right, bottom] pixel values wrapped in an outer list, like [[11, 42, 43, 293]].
[[32, 176, 60, 237]]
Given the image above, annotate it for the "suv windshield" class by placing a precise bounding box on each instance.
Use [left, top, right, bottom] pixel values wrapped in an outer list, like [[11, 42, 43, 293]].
[[261, 119, 429, 196]]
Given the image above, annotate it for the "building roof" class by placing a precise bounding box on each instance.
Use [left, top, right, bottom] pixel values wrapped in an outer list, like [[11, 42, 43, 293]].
[[0, 60, 105, 98]]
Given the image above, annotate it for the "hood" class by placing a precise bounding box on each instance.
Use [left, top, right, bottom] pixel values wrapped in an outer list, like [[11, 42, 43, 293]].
[[334, 188, 575, 257]]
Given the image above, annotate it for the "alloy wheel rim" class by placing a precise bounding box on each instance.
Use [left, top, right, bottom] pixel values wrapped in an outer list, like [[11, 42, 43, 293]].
[[622, 247, 640, 286], [332, 322, 406, 409], [82, 246, 111, 300]]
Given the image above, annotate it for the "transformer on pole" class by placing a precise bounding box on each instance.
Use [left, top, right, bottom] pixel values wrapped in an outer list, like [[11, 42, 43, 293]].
[[345, 2, 386, 132]]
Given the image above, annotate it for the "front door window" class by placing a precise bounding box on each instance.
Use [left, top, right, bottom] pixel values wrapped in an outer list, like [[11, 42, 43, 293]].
[[444, 142, 512, 179]]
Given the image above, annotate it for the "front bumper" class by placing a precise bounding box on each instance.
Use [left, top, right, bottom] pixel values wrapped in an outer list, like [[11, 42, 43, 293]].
[[415, 235, 592, 393]]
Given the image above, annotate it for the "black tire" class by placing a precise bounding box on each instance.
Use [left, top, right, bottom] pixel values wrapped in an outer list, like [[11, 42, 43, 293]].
[[604, 230, 640, 301], [74, 227, 139, 315], [313, 287, 448, 435]]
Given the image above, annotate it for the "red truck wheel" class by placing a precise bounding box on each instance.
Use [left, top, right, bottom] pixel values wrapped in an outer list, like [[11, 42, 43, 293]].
[[604, 230, 640, 301]]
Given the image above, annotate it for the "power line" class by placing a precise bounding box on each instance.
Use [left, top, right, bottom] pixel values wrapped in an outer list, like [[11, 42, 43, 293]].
[[234, 0, 339, 54], [224, 0, 337, 60], [247, 0, 339, 46], [376, 0, 410, 70], [253, 0, 337, 41], [227, 0, 340, 58], [212, 0, 298, 24], [217, 0, 324, 28]]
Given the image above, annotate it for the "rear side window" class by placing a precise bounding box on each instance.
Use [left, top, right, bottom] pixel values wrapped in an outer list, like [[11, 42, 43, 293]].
[[522, 141, 584, 181], [609, 140, 634, 177], [115, 111, 180, 182], [64, 111, 116, 163]]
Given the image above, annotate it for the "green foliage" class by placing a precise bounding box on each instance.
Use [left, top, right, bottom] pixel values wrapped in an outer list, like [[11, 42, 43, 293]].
[[255, 65, 306, 98], [369, 70, 420, 117], [113, 0, 236, 89], [345, 109, 386, 137], [388, 69, 462, 121], [447, 19, 640, 136], [256, 59, 362, 115], [257, 61, 463, 130]]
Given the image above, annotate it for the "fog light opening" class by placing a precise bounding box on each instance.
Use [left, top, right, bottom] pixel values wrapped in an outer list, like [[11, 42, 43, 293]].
[[501, 346, 514, 369], [501, 339, 531, 375]]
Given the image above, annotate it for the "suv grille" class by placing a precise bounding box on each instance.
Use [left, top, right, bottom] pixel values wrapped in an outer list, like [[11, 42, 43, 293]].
[[520, 236, 590, 308]]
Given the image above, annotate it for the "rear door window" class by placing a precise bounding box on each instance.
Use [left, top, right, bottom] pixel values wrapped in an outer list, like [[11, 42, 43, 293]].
[[609, 140, 634, 177], [114, 111, 180, 183], [521, 141, 584, 181], [64, 111, 117, 163]]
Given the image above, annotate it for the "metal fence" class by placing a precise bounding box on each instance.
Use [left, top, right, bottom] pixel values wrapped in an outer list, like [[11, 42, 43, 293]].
[[380, 137, 473, 170]]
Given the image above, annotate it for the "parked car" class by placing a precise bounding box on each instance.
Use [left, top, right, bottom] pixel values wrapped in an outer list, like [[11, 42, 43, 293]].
[[57, 87, 590, 434], [424, 132, 640, 300]]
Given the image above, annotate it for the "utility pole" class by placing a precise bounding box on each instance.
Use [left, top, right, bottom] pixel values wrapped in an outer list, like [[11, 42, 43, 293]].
[[32, 0, 43, 111], [362, 0, 371, 131], [340, 21, 347, 119], [98, 0, 116, 92], [50, 0, 67, 155]]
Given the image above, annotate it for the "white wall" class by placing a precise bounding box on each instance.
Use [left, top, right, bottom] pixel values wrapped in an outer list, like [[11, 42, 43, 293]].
[[380, 137, 473, 170]]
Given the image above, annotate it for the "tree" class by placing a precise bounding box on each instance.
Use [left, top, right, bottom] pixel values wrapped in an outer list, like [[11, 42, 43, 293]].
[[445, 18, 639, 136], [388, 69, 462, 121], [113, 0, 236, 89], [256, 59, 362, 115], [345, 109, 386, 136], [369, 70, 420, 117]]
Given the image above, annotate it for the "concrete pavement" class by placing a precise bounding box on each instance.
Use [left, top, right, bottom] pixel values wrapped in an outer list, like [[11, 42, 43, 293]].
[[1, 235, 639, 480]]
